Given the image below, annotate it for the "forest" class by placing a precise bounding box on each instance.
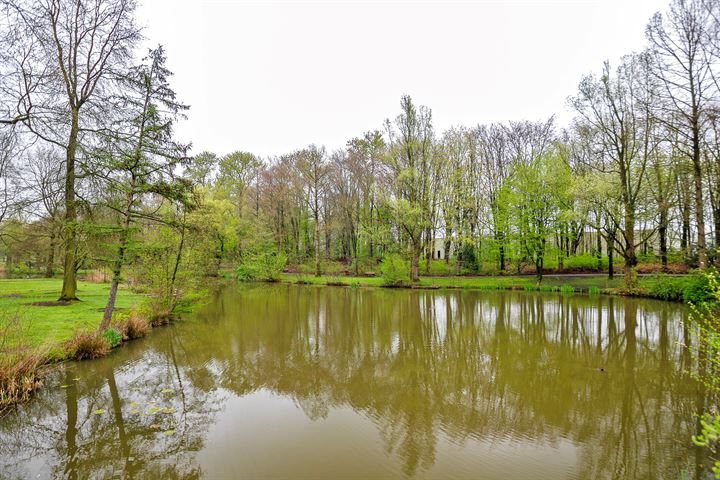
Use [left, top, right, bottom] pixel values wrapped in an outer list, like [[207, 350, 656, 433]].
[[0, 0, 719, 317]]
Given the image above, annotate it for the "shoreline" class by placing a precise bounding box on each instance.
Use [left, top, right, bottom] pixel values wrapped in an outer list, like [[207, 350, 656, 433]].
[[0, 278, 219, 413], [274, 272, 697, 303]]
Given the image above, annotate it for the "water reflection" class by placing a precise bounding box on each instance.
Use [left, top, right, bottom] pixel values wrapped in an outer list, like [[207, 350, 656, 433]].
[[0, 285, 711, 479]]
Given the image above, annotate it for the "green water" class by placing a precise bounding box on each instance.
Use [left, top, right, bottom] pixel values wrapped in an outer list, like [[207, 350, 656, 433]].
[[0, 284, 711, 479]]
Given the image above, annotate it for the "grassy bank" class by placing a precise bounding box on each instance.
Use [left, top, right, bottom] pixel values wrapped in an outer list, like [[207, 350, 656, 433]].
[[279, 272, 703, 301], [0, 279, 147, 357], [0, 279, 156, 410]]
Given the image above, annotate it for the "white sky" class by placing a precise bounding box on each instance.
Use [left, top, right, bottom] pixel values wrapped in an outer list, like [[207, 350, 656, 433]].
[[137, 0, 669, 158]]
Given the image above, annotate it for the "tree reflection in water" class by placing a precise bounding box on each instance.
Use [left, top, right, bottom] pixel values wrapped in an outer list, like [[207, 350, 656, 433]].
[[0, 285, 711, 479]]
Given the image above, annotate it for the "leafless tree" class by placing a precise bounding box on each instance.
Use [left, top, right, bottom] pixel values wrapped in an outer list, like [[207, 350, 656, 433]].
[[3, 0, 141, 299]]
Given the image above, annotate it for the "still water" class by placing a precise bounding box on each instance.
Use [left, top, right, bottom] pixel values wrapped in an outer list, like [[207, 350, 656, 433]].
[[0, 284, 711, 479]]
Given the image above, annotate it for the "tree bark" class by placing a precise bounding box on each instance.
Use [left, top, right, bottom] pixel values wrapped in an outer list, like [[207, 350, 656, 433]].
[[659, 208, 668, 272], [100, 193, 133, 332], [59, 107, 79, 301]]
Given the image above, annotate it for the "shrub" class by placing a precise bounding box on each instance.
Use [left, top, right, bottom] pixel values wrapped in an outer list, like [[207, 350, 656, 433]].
[[237, 249, 287, 282], [380, 254, 411, 286], [560, 285, 575, 294], [588, 286, 601, 295], [457, 243, 479, 273], [563, 254, 605, 271], [648, 274, 686, 302], [66, 332, 110, 360], [684, 272, 714, 304]]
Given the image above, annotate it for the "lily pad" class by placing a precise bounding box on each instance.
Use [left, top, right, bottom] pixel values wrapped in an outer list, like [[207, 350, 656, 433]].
[[147, 406, 161, 415], [93, 409, 106, 415], [163, 429, 175, 436]]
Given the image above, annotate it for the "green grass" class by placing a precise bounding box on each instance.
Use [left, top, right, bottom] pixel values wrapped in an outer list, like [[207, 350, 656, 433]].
[[0, 279, 147, 358]]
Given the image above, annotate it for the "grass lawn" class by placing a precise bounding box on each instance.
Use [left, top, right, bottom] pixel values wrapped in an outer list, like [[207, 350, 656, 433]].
[[0, 279, 147, 358]]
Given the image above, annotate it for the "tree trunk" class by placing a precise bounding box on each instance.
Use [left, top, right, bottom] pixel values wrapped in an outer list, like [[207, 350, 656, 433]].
[[410, 241, 420, 282], [100, 195, 133, 332], [607, 234, 614, 280], [596, 225, 602, 271], [314, 212, 321, 277], [623, 206, 637, 289], [659, 208, 668, 272], [693, 159, 707, 269], [59, 107, 79, 301], [444, 227, 451, 265]]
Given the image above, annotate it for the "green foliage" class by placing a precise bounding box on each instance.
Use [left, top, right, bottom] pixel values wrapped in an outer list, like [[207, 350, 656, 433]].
[[588, 286, 601, 295], [687, 273, 720, 477], [237, 249, 288, 282], [684, 272, 713, 304], [101, 328, 122, 348], [648, 274, 687, 302], [563, 254, 606, 271], [457, 243, 479, 273], [692, 414, 720, 478], [380, 254, 411, 286], [419, 259, 457, 276], [560, 285, 575, 294]]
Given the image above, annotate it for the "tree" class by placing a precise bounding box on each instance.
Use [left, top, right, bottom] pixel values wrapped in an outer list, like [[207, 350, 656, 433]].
[[4, 0, 141, 300], [571, 56, 653, 287], [504, 151, 571, 281], [184, 151, 218, 187], [384, 95, 434, 282], [296, 145, 328, 276], [647, 0, 718, 269], [25, 146, 65, 277], [96, 46, 189, 331]]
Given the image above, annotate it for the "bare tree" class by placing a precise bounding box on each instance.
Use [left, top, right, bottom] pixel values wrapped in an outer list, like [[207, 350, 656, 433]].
[[4, 0, 141, 299], [571, 56, 653, 286], [646, 0, 718, 269], [296, 145, 328, 277]]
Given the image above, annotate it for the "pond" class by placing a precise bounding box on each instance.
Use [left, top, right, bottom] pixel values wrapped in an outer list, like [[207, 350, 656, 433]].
[[0, 284, 711, 479]]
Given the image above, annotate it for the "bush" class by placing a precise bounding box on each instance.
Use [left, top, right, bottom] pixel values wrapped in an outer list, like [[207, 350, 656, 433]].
[[563, 254, 605, 271], [66, 332, 110, 360], [648, 274, 686, 302], [684, 272, 714, 304], [380, 254, 411, 286], [457, 243, 479, 273], [237, 249, 287, 282]]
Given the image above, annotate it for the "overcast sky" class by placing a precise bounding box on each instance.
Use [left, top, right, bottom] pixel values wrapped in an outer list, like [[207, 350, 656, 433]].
[[137, 0, 669, 158]]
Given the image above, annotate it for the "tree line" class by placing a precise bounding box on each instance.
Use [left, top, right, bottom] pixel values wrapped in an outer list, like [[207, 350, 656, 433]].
[[2, 0, 720, 325]]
